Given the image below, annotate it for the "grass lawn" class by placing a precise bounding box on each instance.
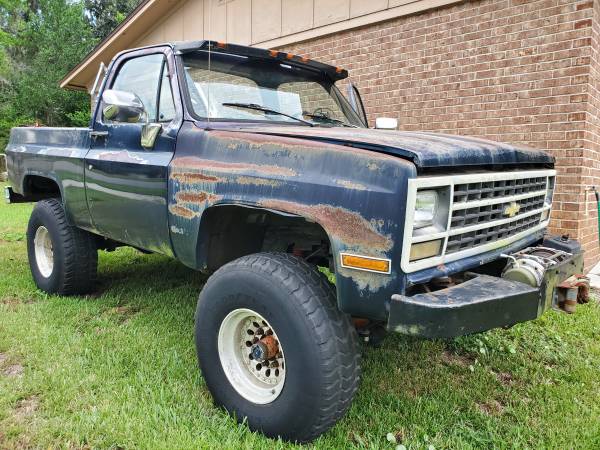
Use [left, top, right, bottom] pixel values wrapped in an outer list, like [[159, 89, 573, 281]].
[[1, 183, 599, 449]]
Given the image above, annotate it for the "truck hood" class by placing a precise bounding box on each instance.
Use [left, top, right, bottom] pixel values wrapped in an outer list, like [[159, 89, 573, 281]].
[[233, 126, 554, 168]]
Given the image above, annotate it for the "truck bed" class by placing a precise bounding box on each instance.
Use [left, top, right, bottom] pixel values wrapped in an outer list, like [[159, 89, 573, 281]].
[[6, 127, 91, 226]]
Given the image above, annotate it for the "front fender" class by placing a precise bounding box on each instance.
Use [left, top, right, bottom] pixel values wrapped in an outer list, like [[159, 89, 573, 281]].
[[168, 123, 416, 319]]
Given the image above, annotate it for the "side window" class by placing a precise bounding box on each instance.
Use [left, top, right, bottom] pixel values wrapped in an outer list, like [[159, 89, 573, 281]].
[[110, 53, 165, 122]]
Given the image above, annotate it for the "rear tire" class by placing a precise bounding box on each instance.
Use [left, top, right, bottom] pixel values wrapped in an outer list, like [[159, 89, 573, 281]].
[[27, 199, 98, 295], [195, 252, 361, 442]]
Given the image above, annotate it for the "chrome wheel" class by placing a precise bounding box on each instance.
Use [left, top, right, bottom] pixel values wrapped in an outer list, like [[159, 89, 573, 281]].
[[34, 226, 54, 278], [218, 308, 285, 404]]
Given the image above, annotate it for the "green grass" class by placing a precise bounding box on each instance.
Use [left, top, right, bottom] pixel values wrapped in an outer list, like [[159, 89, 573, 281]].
[[1, 183, 600, 449]]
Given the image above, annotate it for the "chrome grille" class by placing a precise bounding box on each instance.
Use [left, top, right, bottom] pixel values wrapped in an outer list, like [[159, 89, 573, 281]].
[[447, 212, 544, 254], [402, 169, 556, 274], [453, 177, 548, 203]]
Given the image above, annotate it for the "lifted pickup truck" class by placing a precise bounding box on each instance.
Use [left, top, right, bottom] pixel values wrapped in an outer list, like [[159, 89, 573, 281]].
[[4, 41, 589, 442]]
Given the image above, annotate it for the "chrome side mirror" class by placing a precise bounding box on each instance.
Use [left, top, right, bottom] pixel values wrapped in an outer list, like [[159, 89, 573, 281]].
[[102, 89, 145, 123], [102, 89, 162, 149], [375, 117, 398, 130]]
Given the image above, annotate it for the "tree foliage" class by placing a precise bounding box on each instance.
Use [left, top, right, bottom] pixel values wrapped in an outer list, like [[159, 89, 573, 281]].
[[0, 0, 140, 150], [85, 0, 139, 40]]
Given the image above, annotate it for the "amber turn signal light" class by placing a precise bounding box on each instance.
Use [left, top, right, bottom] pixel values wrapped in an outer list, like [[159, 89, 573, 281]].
[[340, 253, 391, 274]]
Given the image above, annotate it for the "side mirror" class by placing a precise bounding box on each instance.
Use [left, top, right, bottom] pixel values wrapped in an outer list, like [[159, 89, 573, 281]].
[[102, 89, 145, 123], [375, 117, 398, 130]]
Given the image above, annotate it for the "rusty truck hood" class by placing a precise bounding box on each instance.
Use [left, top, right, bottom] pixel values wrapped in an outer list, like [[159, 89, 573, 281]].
[[233, 125, 554, 168]]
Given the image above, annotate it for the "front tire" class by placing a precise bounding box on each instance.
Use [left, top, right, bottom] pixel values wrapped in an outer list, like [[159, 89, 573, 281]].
[[27, 199, 98, 295], [195, 252, 361, 442]]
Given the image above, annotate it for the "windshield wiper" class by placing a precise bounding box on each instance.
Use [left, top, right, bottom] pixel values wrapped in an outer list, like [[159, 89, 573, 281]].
[[303, 113, 359, 128], [222, 103, 315, 126]]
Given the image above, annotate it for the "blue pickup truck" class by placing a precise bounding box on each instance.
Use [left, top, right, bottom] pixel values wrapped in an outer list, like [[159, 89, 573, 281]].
[[4, 41, 588, 442]]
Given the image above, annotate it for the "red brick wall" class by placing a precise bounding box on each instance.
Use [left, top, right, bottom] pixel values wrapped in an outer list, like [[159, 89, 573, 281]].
[[279, 0, 600, 269], [583, 0, 600, 266]]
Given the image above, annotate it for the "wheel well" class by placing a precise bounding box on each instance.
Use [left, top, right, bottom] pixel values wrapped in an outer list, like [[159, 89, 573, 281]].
[[197, 205, 333, 272], [23, 175, 61, 200]]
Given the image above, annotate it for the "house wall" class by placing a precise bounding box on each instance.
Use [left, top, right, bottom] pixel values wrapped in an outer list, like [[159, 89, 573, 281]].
[[132, 0, 462, 49], [278, 0, 600, 269]]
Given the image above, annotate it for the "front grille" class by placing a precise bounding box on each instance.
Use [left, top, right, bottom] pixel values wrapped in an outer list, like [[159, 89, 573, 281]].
[[446, 212, 543, 254], [446, 174, 553, 255], [453, 177, 548, 203], [450, 194, 545, 229], [403, 169, 556, 273]]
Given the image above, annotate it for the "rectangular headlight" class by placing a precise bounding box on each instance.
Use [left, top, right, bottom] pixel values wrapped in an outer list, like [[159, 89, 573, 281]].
[[413, 190, 438, 229]]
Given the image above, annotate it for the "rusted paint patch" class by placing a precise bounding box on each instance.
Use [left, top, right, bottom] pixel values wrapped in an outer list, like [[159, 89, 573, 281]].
[[97, 151, 147, 164], [335, 179, 368, 191], [260, 199, 393, 253], [236, 176, 282, 187], [216, 129, 408, 165], [175, 191, 222, 204], [338, 268, 393, 292], [171, 172, 222, 183], [211, 130, 344, 152], [169, 204, 199, 219], [172, 156, 297, 177]]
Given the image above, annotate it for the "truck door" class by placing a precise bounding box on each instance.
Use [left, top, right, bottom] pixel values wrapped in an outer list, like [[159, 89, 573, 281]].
[[85, 48, 181, 254]]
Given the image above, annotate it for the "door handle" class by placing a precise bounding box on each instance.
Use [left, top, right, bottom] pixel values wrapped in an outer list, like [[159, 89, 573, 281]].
[[90, 130, 108, 139]]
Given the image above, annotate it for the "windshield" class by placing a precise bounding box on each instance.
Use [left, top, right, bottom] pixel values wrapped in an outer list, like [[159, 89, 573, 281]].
[[181, 51, 366, 127]]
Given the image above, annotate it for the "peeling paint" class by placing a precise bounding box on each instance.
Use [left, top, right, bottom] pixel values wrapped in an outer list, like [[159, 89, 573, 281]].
[[98, 151, 147, 164], [237, 125, 555, 168], [335, 179, 368, 191], [175, 190, 222, 204], [236, 176, 282, 187], [338, 268, 392, 292], [171, 172, 222, 183], [172, 156, 297, 177], [260, 199, 393, 254], [169, 204, 199, 219]]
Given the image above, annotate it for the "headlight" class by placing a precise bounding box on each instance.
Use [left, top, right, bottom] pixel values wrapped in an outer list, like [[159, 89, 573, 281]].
[[413, 190, 438, 229]]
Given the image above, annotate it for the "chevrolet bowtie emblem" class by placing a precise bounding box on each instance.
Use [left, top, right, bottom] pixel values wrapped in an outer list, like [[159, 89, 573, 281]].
[[503, 202, 521, 218]]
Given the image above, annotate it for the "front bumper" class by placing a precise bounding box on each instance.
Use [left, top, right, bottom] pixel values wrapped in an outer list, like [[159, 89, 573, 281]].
[[388, 249, 584, 338]]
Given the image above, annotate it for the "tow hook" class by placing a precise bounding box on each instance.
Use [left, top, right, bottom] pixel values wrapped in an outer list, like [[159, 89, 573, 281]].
[[556, 275, 590, 313]]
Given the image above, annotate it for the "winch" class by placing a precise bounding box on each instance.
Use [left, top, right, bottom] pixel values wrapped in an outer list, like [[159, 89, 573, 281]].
[[501, 245, 590, 313], [501, 246, 572, 287]]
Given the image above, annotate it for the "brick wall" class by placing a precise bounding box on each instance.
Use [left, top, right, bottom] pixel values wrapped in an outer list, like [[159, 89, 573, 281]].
[[279, 0, 600, 269]]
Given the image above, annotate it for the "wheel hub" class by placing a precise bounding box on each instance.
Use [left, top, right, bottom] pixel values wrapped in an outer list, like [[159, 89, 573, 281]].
[[218, 309, 286, 404], [250, 335, 279, 362]]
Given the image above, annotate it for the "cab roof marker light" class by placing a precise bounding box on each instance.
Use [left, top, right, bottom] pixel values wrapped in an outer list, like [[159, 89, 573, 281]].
[[216, 42, 227, 49], [340, 253, 391, 274], [269, 50, 278, 57]]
